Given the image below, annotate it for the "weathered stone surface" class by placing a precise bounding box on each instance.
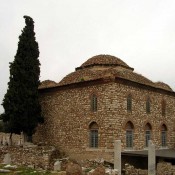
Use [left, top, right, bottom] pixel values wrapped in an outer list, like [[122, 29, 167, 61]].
[[54, 160, 61, 171], [124, 163, 147, 175], [34, 78, 175, 162], [51, 171, 66, 175], [0, 132, 21, 146], [0, 169, 11, 173], [105, 169, 119, 175], [123, 162, 175, 175], [3, 153, 11, 164], [138, 169, 148, 175], [33, 55, 175, 162], [66, 162, 82, 175], [0, 145, 60, 170], [157, 162, 175, 175], [148, 140, 155, 175], [114, 140, 121, 175], [88, 165, 105, 175], [4, 164, 17, 170]]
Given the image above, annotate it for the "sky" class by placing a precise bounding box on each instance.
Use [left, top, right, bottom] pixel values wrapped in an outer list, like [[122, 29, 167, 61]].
[[0, 0, 175, 113]]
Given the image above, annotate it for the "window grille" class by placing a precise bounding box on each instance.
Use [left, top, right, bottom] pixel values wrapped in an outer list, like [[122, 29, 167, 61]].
[[90, 130, 98, 148], [145, 130, 151, 147], [161, 124, 167, 147], [161, 131, 167, 147], [146, 97, 151, 114], [127, 94, 132, 112], [91, 94, 97, 112], [162, 100, 166, 116], [125, 121, 134, 149], [126, 130, 133, 148], [89, 122, 99, 148]]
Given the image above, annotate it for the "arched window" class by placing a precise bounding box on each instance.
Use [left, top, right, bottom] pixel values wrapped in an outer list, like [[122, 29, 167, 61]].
[[127, 94, 132, 112], [145, 123, 152, 147], [162, 100, 166, 116], [146, 97, 151, 114], [126, 121, 134, 148], [91, 94, 97, 112], [89, 122, 98, 148], [161, 124, 167, 147]]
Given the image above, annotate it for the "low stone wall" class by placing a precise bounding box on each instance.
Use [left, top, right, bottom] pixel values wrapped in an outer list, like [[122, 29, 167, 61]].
[[124, 163, 147, 175], [124, 162, 175, 175], [0, 132, 21, 145], [0, 145, 61, 170], [157, 162, 175, 175]]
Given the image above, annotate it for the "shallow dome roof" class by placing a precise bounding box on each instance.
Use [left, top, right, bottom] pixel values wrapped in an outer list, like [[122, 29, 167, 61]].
[[155, 82, 173, 91], [39, 80, 57, 89], [79, 54, 133, 70], [39, 54, 173, 93]]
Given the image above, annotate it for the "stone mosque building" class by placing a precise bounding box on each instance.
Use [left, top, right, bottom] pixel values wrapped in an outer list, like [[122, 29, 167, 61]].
[[34, 54, 175, 166]]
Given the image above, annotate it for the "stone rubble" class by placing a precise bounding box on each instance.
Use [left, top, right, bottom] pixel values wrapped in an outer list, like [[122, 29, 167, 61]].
[[0, 168, 11, 173], [0, 145, 62, 170], [54, 160, 62, 171], [88, 165, 105, 175], [124, 163, 148, 175], [3, 153, 11, 164], [0, 143, 175, 175], [4, 164, 17, 170], [157, 162, 175, 175], [66, 161, 83, 175], [123, 162, 175, 175]]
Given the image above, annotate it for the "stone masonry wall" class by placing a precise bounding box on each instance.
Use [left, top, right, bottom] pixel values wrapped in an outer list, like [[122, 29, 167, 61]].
[[124, 162, 175, 175], [0, 132, 20, 145], [34, 80, 175, 161], [0, 145, 58, 170], [157, 162, 175, 175]]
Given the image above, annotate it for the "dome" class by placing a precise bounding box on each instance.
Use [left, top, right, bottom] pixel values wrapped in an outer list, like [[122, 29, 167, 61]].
[[40, 54, 173, 93], [77, 54, 133, 70], [155, 82, 173, 91], [58, 66, 154, 87], [39, 80, 57, 89]]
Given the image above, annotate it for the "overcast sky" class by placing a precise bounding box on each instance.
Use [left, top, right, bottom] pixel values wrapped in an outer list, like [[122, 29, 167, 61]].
[[0, 0, 175, 113]]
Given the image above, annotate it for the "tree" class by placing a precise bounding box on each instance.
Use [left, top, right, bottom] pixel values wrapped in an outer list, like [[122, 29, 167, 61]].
[[0, 114, 4, 132], [2, 16, 43, 141]]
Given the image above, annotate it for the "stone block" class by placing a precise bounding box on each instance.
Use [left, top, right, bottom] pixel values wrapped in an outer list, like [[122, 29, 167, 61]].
[[66, 162, 82, 175], [3, 153, 11, 164], [54, 160, 61, 171]]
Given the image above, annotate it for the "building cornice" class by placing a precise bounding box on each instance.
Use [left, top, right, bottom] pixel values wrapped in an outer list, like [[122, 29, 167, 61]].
[[39, 76, 175, 97]]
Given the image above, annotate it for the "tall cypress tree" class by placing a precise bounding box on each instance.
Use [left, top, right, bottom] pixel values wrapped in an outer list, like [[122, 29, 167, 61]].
[[2, 16, 43, 141]]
